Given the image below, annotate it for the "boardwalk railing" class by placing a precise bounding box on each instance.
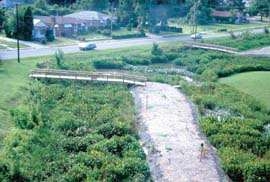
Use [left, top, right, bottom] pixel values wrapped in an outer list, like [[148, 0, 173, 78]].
[[29, 69, 147, 86], [183, 42, 238, 54]]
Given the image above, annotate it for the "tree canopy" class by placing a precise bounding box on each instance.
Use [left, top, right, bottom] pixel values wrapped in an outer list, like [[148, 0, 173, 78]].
[[4, 6, 33, 41]]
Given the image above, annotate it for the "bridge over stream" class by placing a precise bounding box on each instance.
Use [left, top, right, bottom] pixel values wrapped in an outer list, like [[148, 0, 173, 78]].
[[29, 69, 147, 86]]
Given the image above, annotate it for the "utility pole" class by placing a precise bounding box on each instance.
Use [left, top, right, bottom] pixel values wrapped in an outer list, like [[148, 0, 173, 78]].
[[192, 0, 200, 41], [16, 3, 20, 63], [110, 3, 115, 37]]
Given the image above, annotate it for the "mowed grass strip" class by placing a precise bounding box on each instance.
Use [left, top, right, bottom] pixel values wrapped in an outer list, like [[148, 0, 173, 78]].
[[205, 33, 270, 51], [219, 71, 270, 109]]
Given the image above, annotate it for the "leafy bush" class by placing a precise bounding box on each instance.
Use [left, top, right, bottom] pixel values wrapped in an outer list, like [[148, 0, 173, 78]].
[[219, 147, 256, 181], [112, 32, 145, 39], [173, 57, 183, 66], [10, 108, 35, 129], [93, 59, 124, 69], [122, 56, 150, 65], [55, 49, 64, 68], [244, 160, 270, 182], [0, 83, 150, 181], [151, 55, 169, 64], [151, 43, 163, 56], [173, 48, 270, 78]]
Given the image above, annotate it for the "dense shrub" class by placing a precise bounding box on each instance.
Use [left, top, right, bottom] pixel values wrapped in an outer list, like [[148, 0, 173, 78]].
[[174, 48, 270, 78], [93, 59, 124, 69], [173, 57, 183, 66], [219, 147, 256, 181], [151, 55, 169, 64], [244, 160, 270, 182], [151, 43, 163, 56], [10, 108, 35, 129], [122, 56, 150, 65], [182, 68, 270, 181], [0, 83, 150, 181], [112, 32, 145, 39]]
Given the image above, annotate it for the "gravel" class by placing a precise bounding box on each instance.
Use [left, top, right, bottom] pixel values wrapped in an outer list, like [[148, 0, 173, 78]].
[[131, 82, 227, 182]]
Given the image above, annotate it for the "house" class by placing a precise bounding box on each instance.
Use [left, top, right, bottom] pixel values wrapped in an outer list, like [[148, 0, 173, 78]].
[[34, 16, 87, 38], [212, 10, 248, 24], [64, 11, 114, 28], [32, 11, 115, 40], [32, 19, 48, 41]]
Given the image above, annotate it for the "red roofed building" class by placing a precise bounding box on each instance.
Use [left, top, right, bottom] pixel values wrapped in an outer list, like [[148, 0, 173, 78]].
[[211, 10, 248, 24]]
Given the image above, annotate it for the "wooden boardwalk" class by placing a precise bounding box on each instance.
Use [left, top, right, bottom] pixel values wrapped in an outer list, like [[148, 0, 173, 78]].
[[183, 42, 239, 54], [29, 69, 147, 86]]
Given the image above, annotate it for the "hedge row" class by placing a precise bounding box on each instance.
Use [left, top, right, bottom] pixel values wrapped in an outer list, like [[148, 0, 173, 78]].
[[112, 32, 146, 39]]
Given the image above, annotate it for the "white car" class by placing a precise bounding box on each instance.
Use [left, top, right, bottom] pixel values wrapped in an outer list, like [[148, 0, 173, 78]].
[[79, 42, 96, 51], [190, 33, 203, 40]]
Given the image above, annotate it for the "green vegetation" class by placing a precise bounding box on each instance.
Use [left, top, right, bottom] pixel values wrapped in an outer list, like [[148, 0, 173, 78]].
[[169, 18, 270, 34], [172, 48, 270, 79], [0, 45, 155, 142], [112, 29, 145, 39], [0, 57, 42, 142], [205, 32, 270, 50], [4, 6, 33, 41], [220, 71, 270, 109], [177, 49, 270, 181], [1, 41, 270, 181], [77, 32, 110, 41], [0, 39, 28, 49], [0, 81, 150, 181]]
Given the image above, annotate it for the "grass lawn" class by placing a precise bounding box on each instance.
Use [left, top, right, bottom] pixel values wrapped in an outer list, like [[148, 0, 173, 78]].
[[168, 18, 270, 34], [205, 33, 270, 50], [0, 57, 46, 142], [219, 71, 270, 109], [46, 37, 79, 46], [0, 39, 29, 49], [77, 32, 110, 41]]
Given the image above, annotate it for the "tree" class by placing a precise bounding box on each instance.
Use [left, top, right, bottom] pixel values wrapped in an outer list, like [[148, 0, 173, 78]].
[[227, 0, 245, 12], [249, 0, 270, 21], [187, 0, 212, 25], [74, 0, 109, 11], [117, 0, 136, 26], [4, 6, 33, 41], [134, 0, 148, 30], [34, 0, 48, 10], [45, 28, 55, 42], [0, 8, 5, 31], [23, 7, 33, 41]]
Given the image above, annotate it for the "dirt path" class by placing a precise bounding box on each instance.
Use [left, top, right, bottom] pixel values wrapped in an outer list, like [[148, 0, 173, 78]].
[[131, 82, 227, 182], [239, 46, 270, 57]]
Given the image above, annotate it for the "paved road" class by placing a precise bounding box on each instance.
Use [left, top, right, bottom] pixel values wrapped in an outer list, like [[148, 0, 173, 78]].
[[0, 28, 265, 60]]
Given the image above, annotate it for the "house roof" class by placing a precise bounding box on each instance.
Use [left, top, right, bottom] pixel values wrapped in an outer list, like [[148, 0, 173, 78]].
[[64, 11, 111, 21], [34, 16, 85, 26], [212, 10, 232, 18], [33, 19, 48, 27]]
